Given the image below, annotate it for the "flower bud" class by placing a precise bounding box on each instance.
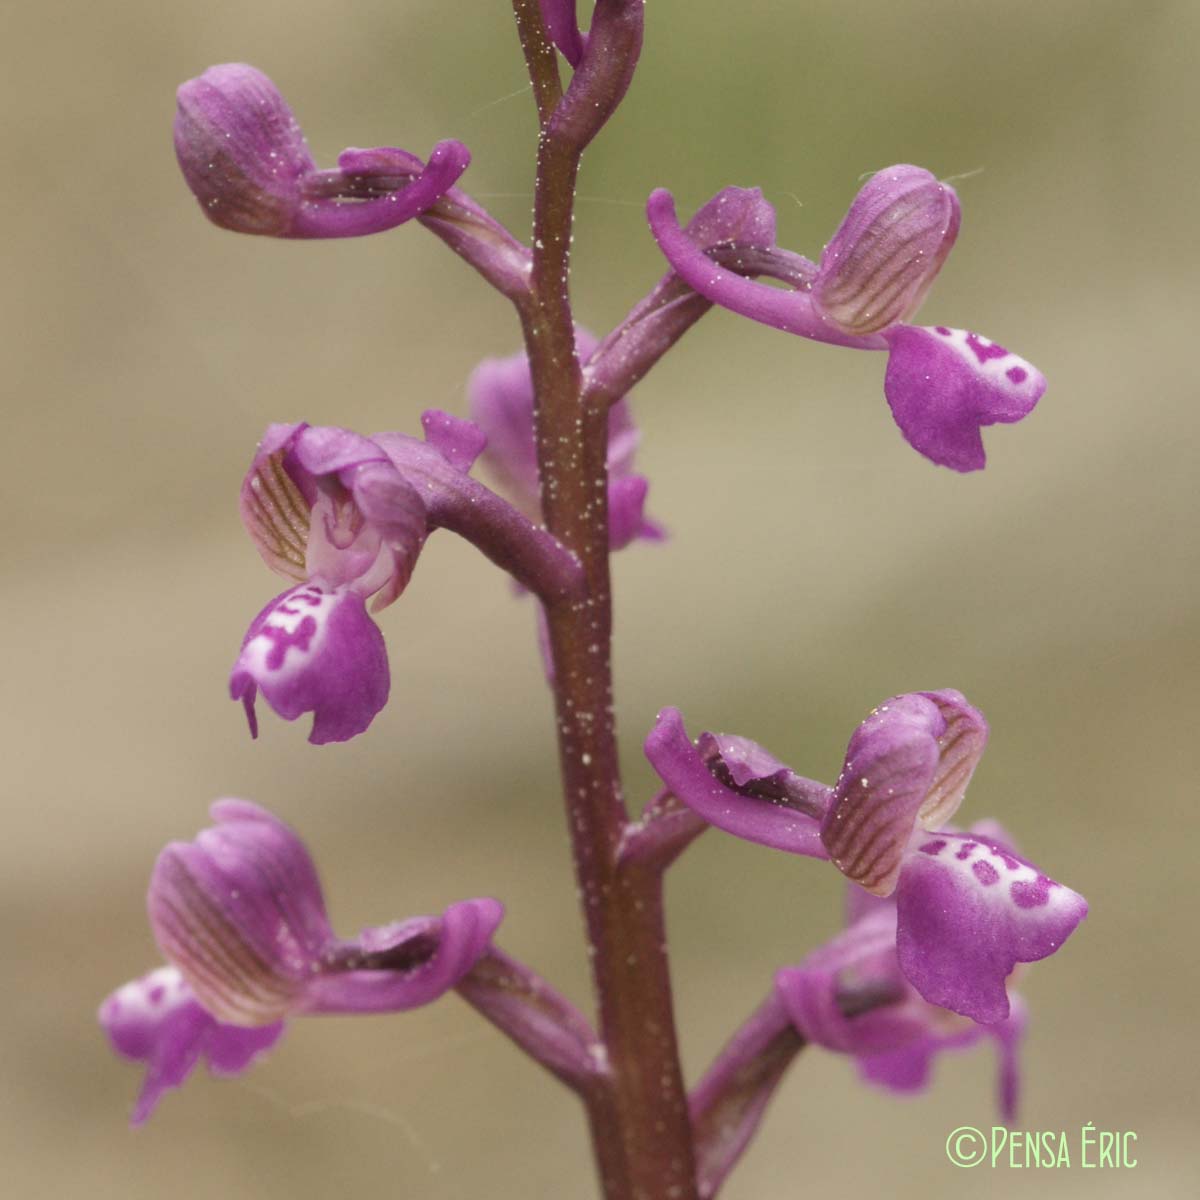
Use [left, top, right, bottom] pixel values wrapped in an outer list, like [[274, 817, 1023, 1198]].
[[174, 63, 470, 239], [813, 166, 960, 336], [174, 63, 314, 236]]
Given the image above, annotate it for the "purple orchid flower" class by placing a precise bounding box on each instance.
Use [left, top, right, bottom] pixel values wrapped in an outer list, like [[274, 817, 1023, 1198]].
[[174, 63, 470, 239], [776, 882, 1025, 1119], [644, 691, 1087, 1024], [467, 329, 665, 551], [646, 168, 1046, 471], [231, 422, 429, 744], [99, 800, 503, 1122], [233, 413, 585, 742]]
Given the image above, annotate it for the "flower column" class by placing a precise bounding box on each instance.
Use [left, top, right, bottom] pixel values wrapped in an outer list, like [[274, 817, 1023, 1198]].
[[511, 5, 697, 1199]]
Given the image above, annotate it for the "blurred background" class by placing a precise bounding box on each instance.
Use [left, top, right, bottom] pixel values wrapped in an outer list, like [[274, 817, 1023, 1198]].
[[3, 1, 1196, 1196]]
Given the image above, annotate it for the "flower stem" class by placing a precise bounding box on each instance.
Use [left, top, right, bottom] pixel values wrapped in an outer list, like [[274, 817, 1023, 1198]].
[[688, 993, 803, 1200], [455, 947, 603, 1091], [511, 4, 697, 1198]]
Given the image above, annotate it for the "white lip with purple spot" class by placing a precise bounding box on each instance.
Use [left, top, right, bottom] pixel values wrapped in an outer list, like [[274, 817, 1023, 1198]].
[[928, 325, 1043, 398], [917, 834, 1066, 913], [240, 584, 337, 680], [104, 966, 190, 1020]]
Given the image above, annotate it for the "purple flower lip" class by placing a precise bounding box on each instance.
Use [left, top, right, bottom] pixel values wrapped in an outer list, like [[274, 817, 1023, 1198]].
[[174, 63, 470, 239], [98, 966, 285, 1126], [229, 582, 391, 745]]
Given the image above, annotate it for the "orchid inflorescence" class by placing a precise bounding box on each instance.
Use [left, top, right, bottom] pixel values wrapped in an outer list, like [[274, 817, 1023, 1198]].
[[101, 6, 1085, 1197]]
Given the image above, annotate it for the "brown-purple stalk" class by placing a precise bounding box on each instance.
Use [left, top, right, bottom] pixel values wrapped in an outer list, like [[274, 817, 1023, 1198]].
[[688, 993, 804, 1200], [510, 4, 698, 1199]]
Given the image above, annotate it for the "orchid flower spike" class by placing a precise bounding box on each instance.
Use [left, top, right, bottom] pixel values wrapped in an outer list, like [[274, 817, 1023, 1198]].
[[174, 63, 470, 238], [776, 884, 1025, 1119], [99, 800, 503, 1123], [644, 692, 1087, 1024], [646, 170, 1045, 471], [467, 329, 665, 551]]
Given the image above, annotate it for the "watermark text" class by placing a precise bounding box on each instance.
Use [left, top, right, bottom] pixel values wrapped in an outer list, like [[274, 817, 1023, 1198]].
[[945, 1123, 1138, 1169]]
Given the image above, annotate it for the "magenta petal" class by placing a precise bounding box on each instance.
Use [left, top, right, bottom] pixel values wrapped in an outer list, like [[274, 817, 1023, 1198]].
[[174, 65, 467, 240], [201, 800, 332, 954], [239, 422, 427, 606], [993, 995, 1026, 1121], [776, 890, 1027, 1116], [301, 898, 504, 1014], [148, 801, 334, 1024], [202, 1018, 287, 1075], [467, 350, 543, 511], [608, 474, 665, 550], [468, 329, 662, 550], [776, 918, 918, 1057], [699, 733, 792, 790], [857, 1038, 938, 1093], [697, 732, 831, 817], [143, 802, 505, 1031], [267, 424, 427, 605], [821, 691, 987, 896], [678, 185, 779, 256], [337, 462, 428, 609], [813, 166, 960, 336], [896, 833, 1088, 1024], [645, 188, 885, 350], [644, 708, 828, 857], [605, 397, 640, 474], [539, 0, 586, 66], [420, 409, 488, 473], [289, 139, 470, 239], [174, 64, 314, 236], [239, 424, 314, 581], [859, 1001, 1023, 1116], [289, 424, 389, 478], [882, 325, 1045, 471], [821, 696, 941, 896], [230, 583, 390, 744], [99, 967, 284, 1125], [857, 1020, 981, 1094]]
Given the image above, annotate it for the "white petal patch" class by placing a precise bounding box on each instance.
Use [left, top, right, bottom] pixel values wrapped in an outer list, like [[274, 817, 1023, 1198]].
[[914, 833, 1073, 916], [924, 325, 1044, 409], [240, 584, 337, 680], [105, 966, 192, 1021]]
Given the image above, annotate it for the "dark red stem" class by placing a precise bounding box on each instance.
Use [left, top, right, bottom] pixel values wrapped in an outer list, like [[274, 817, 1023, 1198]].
[[510, 4, 697, 1199]]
